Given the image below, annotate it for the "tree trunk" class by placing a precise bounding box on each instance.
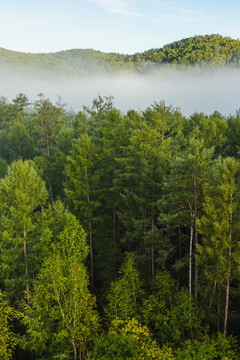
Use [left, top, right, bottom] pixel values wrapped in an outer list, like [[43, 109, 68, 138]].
[[112, 156, 116, 274], [151, 216, 154, 278], [45, 123, 50, 156], [86, 166, 94, 293], [89, 222, 94, 293], [223, 267, 230, 338], [23, 225, 29, 304], [189, 224, 193, 295], [193, 174, 198, 304], [224, 195, 232, 338], [217, 284, 220, 333], [209, 281, 217, 309], [113, 206, 116, 273]]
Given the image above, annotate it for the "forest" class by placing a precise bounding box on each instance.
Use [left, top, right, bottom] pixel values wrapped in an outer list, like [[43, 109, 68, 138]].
[[2, 35, 240, 75], [1, 92, 240, 359]]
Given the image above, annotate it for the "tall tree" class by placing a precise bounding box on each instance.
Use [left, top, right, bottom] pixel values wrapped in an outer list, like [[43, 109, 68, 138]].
[[21, 215, 99, 360], [198, 157, 240, 337], [0, 159, 48, 302], [0, 291, 19, 360], [33, 93, 62, 157], [117, 101, 183, 279], [105, 253, 142, 322], [65, 134, 98, 293], [161, 131, 213, 302]]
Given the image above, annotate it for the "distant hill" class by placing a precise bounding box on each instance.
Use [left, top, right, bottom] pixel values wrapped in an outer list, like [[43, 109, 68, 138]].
[[141, 34, 240, 66], [1, 34, 240, 76]]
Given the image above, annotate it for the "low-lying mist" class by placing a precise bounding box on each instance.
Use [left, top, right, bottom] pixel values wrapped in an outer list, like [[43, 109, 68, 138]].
[[1, 65, 240, 116]]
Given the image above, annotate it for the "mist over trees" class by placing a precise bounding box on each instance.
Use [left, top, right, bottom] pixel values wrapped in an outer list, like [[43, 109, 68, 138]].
[[1, 92, 240, 359]]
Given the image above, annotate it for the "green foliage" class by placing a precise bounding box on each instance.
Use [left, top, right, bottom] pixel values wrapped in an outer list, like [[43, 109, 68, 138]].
[[142, 271, 203, 345], [198, 157, 239, 286], [106, 253, 143, 321], [92, 318, 174, 360], [21, 219, 99, 360], [174, 334, 239, 360], [0, 291, 19, 360], [2, 35, 240, 76], [5, 121, 34, 161], [0, 159, 48, 300], [1, 93, 240, 359], [65, 133, 97, 221], [33, 93, 62, 156], [0, 157, 7, 178], [142, 34, 240, 66]]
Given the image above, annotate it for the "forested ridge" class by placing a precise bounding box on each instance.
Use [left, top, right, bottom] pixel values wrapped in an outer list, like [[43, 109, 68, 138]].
[[1, 93, 240, 359], [1, 34, 240, 75]]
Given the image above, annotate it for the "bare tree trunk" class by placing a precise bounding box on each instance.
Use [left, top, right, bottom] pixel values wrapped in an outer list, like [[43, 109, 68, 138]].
[[151, 216, 154, 278], [152, 211, 155, 279], [112, 157, 116, 273], [209, 281, 217, 309], [178, 225, 182, 258], [86, 167, 94, 293], [224, 267, 230, 338], [23, 224, 29, 304], [45, 124, 50, 156], [224, 195, 232, 338], [151, 243, 154, 278], [224, 245, 231, 338], [187, 201, 193, 296], [189, 224, 193, 295], [113, 206, 116, 273], [89, 222, 94, 293], [217, 284, 220, 333], [193, 174, 198, 304]]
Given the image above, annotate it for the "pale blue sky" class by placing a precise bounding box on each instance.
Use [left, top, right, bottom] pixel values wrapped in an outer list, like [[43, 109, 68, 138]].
[[0, 0, 240, 54]]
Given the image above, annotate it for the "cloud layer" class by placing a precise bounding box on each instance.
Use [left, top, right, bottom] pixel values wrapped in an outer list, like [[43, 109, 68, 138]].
[[1, 65, 240, 117]]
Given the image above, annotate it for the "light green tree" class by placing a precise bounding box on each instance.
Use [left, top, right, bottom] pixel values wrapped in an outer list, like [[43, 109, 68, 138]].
[[93, 317, 174, 360], [0, 291, 19, 360], [0, 159, 48, 301], [198, 156, 240, 337], [106, 253, 142, 321], [21, 216, 99, 360]]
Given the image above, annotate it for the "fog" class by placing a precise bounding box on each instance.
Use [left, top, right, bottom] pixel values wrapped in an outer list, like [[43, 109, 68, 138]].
[[1, 65, 240, 116]]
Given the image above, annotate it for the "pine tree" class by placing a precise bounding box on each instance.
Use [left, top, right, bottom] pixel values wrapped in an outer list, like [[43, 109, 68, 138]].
[[198, 157, 240, 337], [0, 159, 48, 302]]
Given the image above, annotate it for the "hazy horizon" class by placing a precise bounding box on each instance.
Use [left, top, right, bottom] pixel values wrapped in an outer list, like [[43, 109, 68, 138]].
[[1, 0, 240, 55], [1, 65, 240, 117]]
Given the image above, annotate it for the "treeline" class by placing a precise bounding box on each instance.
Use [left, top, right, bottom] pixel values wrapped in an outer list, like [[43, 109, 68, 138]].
[[1, 93, 240, 359], [141, 34, 240, 66], [2, 34, 240, 75]]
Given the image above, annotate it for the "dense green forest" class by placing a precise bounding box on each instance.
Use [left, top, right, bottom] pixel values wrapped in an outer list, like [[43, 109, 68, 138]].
[[1, 34, 240, 75], [1, 92, 240, 359]]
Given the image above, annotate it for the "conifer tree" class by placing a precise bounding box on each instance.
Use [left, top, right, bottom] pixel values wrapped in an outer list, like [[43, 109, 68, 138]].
[[198, 157, 240, 337], [160, 131, 213, 303], [106, 253, 142, 321], [65, 134, 98, 292], [0, 159, 48, 301]]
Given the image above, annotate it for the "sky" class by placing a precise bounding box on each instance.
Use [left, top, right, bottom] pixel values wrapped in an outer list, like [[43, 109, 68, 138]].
[[0, 0, 240, 54]]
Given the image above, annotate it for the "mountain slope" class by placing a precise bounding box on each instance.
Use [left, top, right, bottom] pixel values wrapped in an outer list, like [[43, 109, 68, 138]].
[[141, 34, 240, 65], [1, 34, 240, 75]]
